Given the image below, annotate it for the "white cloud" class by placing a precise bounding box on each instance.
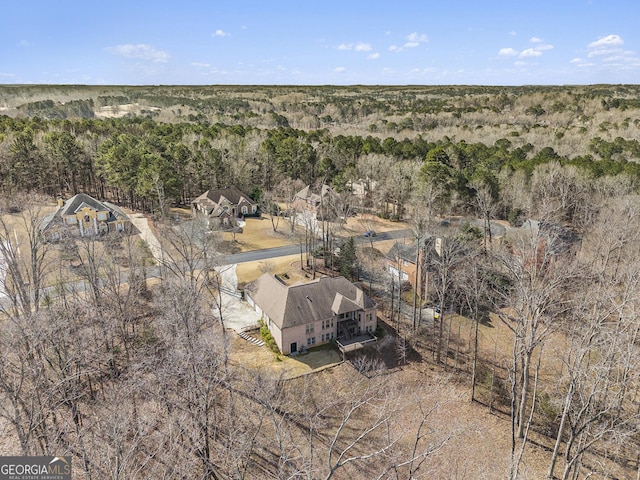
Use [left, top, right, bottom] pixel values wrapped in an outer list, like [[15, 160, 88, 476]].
[[338, 42, 373, 53], [535, 43, 554, 51], [107, 44, 169, 63], [499, 47, 518, 57], [191, 62, 210, 68], [334, 67, 346, 73], [585, 34, 639, 66], [390, 32, 428, 53], [520, 48, 542, 58], [527, 37, 554, 53], [214, 29, 229, 37], [509, 31, 517, 36], [367, 52, 380, 60], [407, 32, 428, 43], [588, 34, 623, 49], [498, 38, 552, 60]]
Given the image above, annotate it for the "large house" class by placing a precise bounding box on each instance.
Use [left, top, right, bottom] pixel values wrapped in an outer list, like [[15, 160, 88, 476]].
[[293, 184, 339, 221], [245, 274, 377, 355], [41, 193, 132, 239], [192, 187, 258, 226]]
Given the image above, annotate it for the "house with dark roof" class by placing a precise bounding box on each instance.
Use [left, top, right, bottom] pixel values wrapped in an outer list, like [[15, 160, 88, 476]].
[[41, 193, 132, 239], [192, 187, 258, 226], [245, 274, 377, 355]]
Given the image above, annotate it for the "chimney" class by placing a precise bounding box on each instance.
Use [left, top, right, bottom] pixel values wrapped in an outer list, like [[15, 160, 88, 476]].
[[56, 196, 64, 208]]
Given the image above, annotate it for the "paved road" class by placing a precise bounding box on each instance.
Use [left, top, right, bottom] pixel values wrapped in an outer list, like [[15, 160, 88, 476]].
[[219, 228, 412, 265], [0, 228, 413, 309]]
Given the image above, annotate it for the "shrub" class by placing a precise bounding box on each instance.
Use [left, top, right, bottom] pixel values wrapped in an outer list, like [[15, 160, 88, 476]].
[[259, 320, 281, 354]]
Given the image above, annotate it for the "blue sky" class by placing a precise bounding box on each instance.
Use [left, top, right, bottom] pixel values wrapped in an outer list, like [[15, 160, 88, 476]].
[[2, 0, 639, 85]]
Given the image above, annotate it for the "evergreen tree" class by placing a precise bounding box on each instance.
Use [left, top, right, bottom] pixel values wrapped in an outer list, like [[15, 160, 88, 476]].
[[337, 236, 358, 281]]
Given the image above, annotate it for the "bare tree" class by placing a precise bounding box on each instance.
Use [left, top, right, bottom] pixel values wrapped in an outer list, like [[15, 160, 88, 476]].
[[495, 222, 576, 445], [0, 194, 53, 318]]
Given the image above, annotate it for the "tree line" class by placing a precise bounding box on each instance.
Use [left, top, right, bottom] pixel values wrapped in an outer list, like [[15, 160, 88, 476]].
[[2, 114, 640, 221]]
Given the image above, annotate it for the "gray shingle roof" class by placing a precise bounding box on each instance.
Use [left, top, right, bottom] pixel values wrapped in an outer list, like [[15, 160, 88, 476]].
[[246, 274, 375, 330], [193, 187, 256, 215], [41, 193, 129, 231]]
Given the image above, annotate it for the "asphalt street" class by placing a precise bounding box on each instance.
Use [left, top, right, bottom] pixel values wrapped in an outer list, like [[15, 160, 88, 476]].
[[219, 228, 412, 265]]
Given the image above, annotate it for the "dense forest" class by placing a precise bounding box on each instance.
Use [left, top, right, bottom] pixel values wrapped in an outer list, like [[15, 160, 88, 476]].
[[2, 84, 640, 479], [1, 84, 640, 215]]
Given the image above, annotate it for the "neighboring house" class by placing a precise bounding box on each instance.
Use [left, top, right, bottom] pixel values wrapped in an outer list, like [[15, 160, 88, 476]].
[[386, 235, 451, 300], [293, 184, 339, 221], [520, 219, 579, 255], [192, 187, 258, 226], [245, 274, 377, 355], [349, 178, 377, 208], [386, 241, 427, 296], [41, 193, 132, 240]]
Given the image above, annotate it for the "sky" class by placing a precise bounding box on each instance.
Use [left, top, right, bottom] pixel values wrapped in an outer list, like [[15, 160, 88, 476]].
[[2, 0, 640, 86]]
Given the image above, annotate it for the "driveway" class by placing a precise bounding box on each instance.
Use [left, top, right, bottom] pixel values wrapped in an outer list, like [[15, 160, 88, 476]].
[[214, 264, 261, 332], [129, 213, 164, 264]]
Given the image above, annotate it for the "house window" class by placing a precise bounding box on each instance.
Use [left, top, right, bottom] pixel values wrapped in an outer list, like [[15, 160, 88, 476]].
[[366, 313, 374, 323], [307, 337, 316, 346], [305, 324, 314, 334], [322, 319, 334, 330], [241, 205, 248, 214], [366, 325, 373, 333], [66, 216, 77, 225], [321, 332, 334, 342], [84, 214, 91, 223]]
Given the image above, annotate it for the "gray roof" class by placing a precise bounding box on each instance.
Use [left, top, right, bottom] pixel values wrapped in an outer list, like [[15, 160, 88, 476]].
[[246, 274, 375, 330], [193, 187, 256, 215], [59, 193, 110, 217], [386, 241, 418, 263], [295, 184, 337, 205], [41, 193, 129, 231]]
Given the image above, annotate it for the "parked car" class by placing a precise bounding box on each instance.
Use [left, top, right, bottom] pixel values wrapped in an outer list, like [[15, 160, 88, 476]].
[[363, 230, 377, 238]]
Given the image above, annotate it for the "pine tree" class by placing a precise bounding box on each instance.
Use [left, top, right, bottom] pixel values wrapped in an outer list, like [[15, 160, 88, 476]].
[[337, 236, 358, 281]]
